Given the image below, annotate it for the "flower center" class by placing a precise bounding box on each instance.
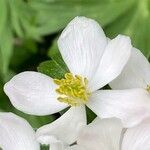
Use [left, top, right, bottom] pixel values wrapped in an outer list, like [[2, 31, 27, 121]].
[[146, 85, 150, 92], [54, 73, 91, 106]]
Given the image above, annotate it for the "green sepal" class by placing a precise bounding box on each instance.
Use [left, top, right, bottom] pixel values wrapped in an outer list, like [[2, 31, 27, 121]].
[[38, 60, 69, 79]]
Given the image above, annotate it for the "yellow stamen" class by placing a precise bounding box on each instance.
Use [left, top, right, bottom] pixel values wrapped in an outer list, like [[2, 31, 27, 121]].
[[146, 85, 150, 92], [54, 73, 91, 106]]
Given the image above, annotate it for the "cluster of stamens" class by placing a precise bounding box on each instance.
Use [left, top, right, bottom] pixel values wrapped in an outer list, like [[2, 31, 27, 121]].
[[146, 85, 150, 92], [53, 73, 91, 106]]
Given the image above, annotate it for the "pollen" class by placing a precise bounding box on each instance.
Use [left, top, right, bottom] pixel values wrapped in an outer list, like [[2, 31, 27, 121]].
[[53, 73, 91, 106], [146, 85, 150, 92]]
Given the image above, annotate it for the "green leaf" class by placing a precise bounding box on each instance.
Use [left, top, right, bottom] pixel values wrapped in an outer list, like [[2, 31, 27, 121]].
[[0, 76, 13, 112], [0, 0, 7, 36], [105, 0, 150, 58], [0, 0, 44, 80], [86, 107, 96, 124], [8, 0, 40, 39], [41, 145, 49, 150], [9, 0, 25, 37], [29, 0, 135, 35], [38, 60, 69, 79], [49, 52, 69, 73], [0, 26, 13, 79], [13, 109, 56, 129]]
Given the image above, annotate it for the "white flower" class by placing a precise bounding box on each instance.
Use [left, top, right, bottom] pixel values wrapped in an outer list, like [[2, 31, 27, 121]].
[[107, 47, 150, 126], [0, 112, 40, 150], [68, 117, 150, 150], [4, 16, 132, 145]]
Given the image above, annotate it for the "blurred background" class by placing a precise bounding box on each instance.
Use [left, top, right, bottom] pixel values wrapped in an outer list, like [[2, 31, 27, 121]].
[[0, 0, 149, 149]]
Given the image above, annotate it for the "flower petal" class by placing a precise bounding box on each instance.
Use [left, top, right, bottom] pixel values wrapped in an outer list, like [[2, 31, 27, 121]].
[[122, 119, 150, 150], [49, 142, 66, 150], [89, 35, 132, 91], [38, 136, 66, 150], [110, 48, 150, 89], [77, 118, 122, 150], [58, 16, 107, 80], [0, 112, 40, 150], [36, 106, 86, 145], [4, 71, 68, 116], [87, 89, 150, 127]]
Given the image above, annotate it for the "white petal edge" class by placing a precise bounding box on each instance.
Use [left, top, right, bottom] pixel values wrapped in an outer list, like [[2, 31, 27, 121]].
[[77, 117, 122, 150], [4, 71, 68, 116], [0, 112, 40, 150], [36, 106, 86, 145], [110, 47, 150, 89], [66, 145, 86, 150], [58, 16, 107, 80], [89, 35, 131, 91], [49, 142, 66, 150], [37, 136, 67, 150], [87, 89, 150, 128], [122, 119, 150, 150]]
